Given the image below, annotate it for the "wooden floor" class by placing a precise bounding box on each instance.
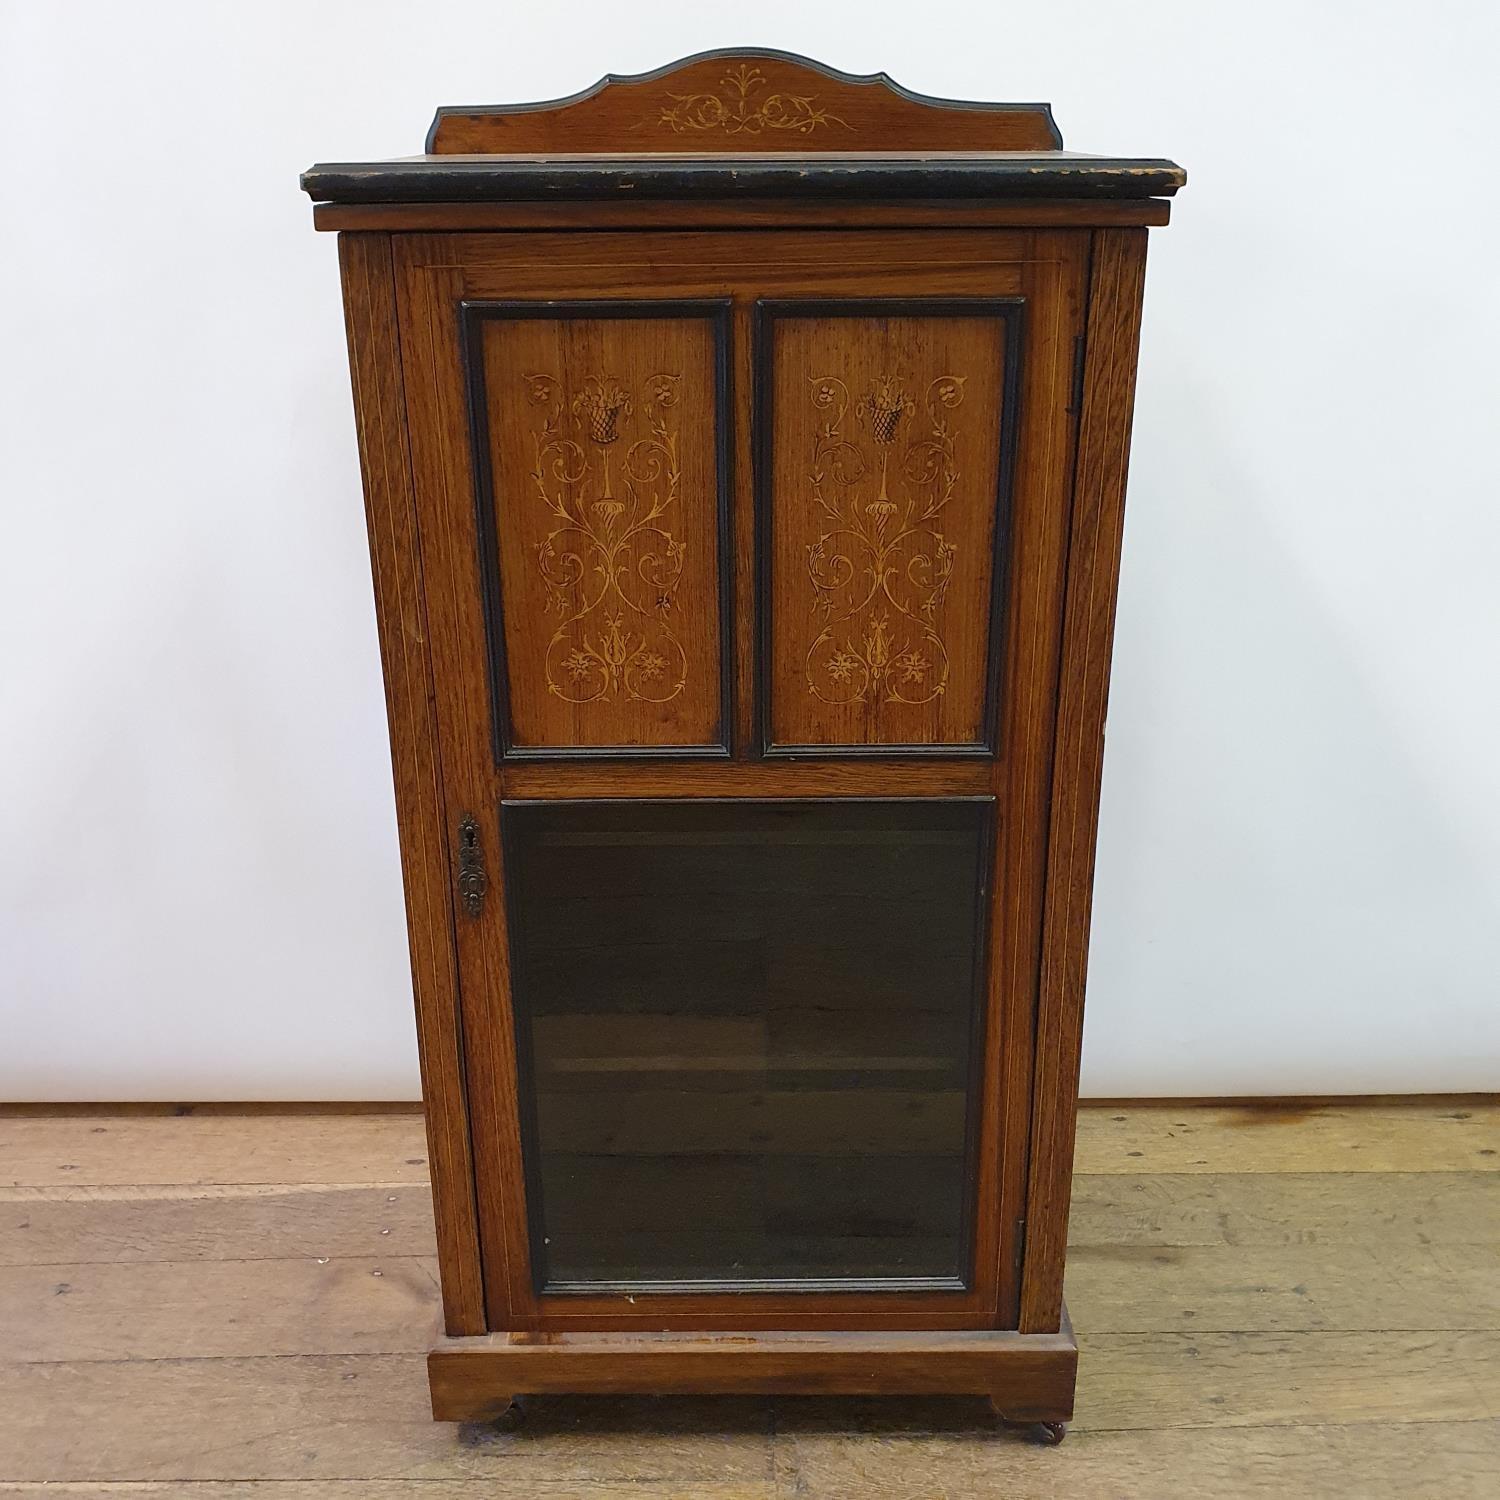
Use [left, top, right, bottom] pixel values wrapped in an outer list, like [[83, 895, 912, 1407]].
[[2, 1100, 1498, 1497]]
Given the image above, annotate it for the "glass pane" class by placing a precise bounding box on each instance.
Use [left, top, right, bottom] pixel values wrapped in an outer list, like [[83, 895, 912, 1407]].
[[503, 798, 990, 1292]]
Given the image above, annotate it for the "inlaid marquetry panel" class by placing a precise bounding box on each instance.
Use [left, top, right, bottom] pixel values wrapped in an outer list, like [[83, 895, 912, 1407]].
[[463, 303, 731, 758], [758, 301, 1019, 755]]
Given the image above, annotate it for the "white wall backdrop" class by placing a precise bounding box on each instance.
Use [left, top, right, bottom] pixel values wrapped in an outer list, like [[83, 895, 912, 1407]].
[[3, 1, 1498, 1099]]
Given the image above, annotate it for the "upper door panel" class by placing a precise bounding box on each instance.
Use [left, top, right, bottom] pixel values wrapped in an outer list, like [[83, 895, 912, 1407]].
[[758, 301, 1018, 756], [393, 230, 1070, 780], [464, 301, 731, 759]]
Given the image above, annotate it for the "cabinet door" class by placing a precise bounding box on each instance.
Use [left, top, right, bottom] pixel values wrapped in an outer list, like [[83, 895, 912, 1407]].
[[391, 229, 1086, 1332]]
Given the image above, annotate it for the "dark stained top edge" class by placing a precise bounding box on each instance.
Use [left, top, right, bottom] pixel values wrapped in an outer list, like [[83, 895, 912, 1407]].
[[300, 155, 1186, 205], [423, 47, 1064, 152]]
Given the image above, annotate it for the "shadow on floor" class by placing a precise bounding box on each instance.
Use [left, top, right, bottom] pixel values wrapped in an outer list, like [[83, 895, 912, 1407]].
[[459, 1392, 1043, 1444]]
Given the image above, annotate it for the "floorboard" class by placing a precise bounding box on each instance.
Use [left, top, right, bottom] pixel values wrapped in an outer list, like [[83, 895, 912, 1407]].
[[0, 1183, 438, 1265], [1, 1100, 1496, 1497], [1072, 1101, 1500, 1174]]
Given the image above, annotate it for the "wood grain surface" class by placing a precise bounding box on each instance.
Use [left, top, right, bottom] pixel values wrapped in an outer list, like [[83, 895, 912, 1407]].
[[424, 50, 1062, 156], [312, 198, 1175, 233], [1020, 229, 1149, 1334], [761, 308, 1010, 752], [3, 1100, 1497, 1495], [385, 224, 1089, 1333], [471, 306, 728, 754], [337, 235, 486, 1334]]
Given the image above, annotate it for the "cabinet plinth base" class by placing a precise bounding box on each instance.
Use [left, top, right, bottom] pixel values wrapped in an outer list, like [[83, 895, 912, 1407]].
[[428, 1314, 1078, 1425]]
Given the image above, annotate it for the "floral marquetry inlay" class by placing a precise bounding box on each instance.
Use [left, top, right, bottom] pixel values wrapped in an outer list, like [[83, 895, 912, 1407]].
[[804, 371, 967, 708], [525, 370, 690, 706], [654, 63, 849, 137], [765, 310, 1008, 753]]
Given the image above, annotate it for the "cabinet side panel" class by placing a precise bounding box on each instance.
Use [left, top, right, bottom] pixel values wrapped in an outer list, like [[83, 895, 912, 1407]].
[[337, 232, 487, 1334], [1019, 228, 1148, 1333]]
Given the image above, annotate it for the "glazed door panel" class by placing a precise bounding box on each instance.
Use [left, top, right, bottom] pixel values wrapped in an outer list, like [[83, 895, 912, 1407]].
[[504, 797, 990, 1294], [757, 301, 1018, 755], [390, 229, 1088, 1332]]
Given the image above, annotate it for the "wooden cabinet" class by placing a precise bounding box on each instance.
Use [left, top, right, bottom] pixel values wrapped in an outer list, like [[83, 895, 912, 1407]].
[[304, 49, 1183, 1439]]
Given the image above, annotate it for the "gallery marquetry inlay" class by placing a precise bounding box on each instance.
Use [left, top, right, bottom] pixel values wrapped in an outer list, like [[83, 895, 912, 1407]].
[[526, 370, 689, 705], [804, 371, 965, 708], [653, 63, 849, 137]]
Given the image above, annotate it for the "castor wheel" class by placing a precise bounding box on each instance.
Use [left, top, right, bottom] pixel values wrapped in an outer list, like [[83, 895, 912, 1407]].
[[986, 1401, 1068, 1446], [493, 1395, 527, 1430]]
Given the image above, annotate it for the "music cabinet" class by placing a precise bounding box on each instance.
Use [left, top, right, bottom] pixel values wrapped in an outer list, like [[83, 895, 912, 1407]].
[[302, 50, 1183, 1442]]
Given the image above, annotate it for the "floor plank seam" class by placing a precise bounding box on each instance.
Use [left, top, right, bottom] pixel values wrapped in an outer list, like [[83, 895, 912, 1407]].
[[6, 1104, 1499, 1489], [0, 1255, 440, 1269]]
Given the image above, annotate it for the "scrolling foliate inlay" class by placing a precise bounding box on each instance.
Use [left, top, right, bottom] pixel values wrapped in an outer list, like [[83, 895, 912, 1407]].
[[525, 371, 690, 705], [654, 63, 849, 137], [804, 372, 967, 708]]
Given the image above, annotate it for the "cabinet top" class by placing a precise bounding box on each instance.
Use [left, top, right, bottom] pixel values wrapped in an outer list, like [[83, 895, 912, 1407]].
[[300, 50, 1184, 210]]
